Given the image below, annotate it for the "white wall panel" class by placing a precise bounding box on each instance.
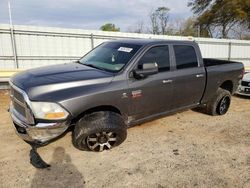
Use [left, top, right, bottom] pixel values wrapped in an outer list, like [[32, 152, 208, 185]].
[[0, 60, 15, 69], [231, 44, 250, 59], [0, 33, 13, 56], [197, 42, 229, 58], [0, 24, 250, 70]]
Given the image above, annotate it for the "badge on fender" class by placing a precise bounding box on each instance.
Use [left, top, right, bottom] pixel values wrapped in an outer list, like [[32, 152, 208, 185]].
[[132, 90, 142, 99]]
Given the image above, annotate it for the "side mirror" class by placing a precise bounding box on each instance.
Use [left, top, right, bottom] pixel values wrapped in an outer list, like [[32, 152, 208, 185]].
[[133, 62, 158, 79]]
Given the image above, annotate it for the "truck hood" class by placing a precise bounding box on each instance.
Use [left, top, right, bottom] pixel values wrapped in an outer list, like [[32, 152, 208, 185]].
[[10, 63, 114, 101]]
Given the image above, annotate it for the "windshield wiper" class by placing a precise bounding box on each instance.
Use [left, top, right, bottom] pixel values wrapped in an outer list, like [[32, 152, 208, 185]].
[[73, 61, 101, 70], [84, 63, 108, 72], [74, 60, 82, 64], [74, 61, 111, 72]]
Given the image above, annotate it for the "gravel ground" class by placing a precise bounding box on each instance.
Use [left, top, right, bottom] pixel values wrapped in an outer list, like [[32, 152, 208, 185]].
[[0, 90, 249, 188]]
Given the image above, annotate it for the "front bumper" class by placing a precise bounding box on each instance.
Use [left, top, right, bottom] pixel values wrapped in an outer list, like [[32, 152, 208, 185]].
[[236, 85, 250, 96], [10, 105, 70, 145]]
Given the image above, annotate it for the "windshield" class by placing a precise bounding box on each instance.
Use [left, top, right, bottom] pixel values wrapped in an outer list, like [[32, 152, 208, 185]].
[[79, 42, 142, 72]]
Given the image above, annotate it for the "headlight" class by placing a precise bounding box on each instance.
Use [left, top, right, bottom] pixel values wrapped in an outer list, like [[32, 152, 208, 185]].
[[30, 102, 69, 120]]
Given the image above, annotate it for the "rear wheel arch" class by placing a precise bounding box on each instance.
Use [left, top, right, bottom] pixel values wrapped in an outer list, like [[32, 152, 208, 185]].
[[220, 80, 234, 94], [206, 88, 231, 116]]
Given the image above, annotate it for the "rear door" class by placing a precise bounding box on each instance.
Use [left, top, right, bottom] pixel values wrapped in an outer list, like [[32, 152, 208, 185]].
[[171, 44, 206, 109]]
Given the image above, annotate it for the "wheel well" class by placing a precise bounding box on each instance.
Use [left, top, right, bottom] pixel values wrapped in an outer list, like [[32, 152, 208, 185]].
[[220, 80, 233, 93], [72, 105, 122, 123]]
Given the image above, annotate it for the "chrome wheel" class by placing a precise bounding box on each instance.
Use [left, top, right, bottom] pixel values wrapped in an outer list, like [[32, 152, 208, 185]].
[[86, 132, 117, 152], [218, 96, 230, 115]]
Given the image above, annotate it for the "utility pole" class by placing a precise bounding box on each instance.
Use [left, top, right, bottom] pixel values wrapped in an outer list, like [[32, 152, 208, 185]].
[[197, 25, 200, 38], [8, 0, 18, 68]]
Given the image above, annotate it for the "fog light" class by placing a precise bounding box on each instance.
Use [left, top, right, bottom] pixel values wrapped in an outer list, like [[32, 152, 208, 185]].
[[17, 127, 26, 134]]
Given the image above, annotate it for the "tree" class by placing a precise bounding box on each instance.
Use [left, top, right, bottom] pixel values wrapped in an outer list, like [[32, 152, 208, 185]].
[[230, 23, 250, 39], [150, 11, 160, 34], [166, 17, 211, 37], [181, 18, 197, 36], [188, 0, 250, 38], [234, 0, 250, 28], [150, 7, 170, 35], [181, 17, 211, 37], [100, 23, 120, 32], [156, 7, 170, 35]]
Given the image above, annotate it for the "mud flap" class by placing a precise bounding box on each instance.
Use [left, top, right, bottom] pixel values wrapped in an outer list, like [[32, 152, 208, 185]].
[[29, 144, 50, 169]]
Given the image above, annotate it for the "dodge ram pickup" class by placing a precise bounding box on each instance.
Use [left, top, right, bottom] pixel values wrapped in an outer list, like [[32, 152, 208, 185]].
[[9, 39, 244, 152]]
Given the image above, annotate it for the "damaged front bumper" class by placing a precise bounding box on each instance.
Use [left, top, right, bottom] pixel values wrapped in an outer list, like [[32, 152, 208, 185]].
[[10, 105, 70, 145]]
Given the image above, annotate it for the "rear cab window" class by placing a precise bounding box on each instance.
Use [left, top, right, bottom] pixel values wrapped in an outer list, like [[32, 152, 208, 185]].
[[173, 45, 198, 69]]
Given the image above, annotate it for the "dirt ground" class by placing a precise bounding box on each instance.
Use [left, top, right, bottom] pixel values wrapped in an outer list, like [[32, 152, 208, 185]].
[[0, 90, 249, 188]]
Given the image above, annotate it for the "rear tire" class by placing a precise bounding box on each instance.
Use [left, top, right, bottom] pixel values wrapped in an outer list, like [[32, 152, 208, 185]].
[[72, 111, 127, 152], [205, 88, 231, 116]]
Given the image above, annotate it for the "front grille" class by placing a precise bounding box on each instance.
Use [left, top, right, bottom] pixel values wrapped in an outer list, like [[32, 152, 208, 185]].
[[13, 100, 26, 117], [10, 84, 34, 125], [13, 89, 24, 103], [241, 81, 250, 87]]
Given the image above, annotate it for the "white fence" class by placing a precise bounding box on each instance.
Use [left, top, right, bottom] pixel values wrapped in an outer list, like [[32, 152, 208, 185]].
[[0, 23, 250, 70]]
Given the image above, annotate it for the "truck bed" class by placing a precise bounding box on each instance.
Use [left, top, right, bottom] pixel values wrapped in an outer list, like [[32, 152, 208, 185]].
[[201, 58, 244, 104], [203, 58, 240, 67]]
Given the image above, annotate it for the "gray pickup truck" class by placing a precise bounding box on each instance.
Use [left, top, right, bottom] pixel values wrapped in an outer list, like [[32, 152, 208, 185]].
[[10, 39, 244, 152]]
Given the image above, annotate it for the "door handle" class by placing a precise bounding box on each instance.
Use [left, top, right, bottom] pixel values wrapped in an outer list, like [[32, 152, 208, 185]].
[[196, 74, 204, 78], [162, 79, 173, 84]]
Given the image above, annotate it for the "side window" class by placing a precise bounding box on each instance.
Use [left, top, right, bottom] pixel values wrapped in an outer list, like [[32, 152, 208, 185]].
[[173, 45, 198, 69], [138, 46, 170, 72]]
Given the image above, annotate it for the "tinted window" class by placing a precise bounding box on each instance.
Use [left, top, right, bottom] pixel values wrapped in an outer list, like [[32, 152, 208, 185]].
[[138, 46, 170, 72], [174, 45, 198, 69]]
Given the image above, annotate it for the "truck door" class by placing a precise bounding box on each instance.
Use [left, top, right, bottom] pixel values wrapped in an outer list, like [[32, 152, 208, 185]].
[[171, 45, 206, 109], [127, 45, 173, 120]]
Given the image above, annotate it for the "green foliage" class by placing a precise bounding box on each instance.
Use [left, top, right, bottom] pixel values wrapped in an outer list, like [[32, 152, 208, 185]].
[[165, 17, 210, 37], [180, 17, 210, 37], [188, 0, 250, 38], [100, 23, 120, 32], [180, 18, 197, 36]]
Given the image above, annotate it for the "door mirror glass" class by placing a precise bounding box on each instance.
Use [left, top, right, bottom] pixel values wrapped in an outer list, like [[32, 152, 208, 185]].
[[133, 62, 158, 79]]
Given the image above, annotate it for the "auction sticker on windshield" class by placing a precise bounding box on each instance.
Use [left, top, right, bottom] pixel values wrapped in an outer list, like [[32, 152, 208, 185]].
[[118, 47, 133, 53]]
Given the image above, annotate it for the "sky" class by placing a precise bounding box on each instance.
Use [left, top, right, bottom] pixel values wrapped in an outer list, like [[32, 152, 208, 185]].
[[0, 0, 192, 31]]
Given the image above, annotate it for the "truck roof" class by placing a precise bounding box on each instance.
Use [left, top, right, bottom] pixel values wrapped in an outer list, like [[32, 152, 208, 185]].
[[111, 39, 196, 46]]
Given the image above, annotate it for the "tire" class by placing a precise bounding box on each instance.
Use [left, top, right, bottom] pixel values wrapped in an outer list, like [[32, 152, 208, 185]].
[[205, 88, 231, 116], [72, 111, 127, 152]]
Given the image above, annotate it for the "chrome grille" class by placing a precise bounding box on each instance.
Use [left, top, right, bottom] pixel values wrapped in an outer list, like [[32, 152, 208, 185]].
[[10, 84, 35, 125], [13, 89, 24, 103], [13, 100, 26, 117]]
